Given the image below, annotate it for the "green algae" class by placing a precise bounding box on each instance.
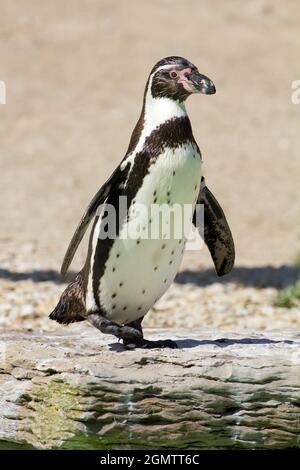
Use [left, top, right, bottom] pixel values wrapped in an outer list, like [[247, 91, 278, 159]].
[[28, 380, 82, 446], [57, 427, 250, 450]]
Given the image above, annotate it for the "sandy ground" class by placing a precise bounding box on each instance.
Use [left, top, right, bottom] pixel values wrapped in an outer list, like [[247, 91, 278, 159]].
[[0, 1, 299, 331]]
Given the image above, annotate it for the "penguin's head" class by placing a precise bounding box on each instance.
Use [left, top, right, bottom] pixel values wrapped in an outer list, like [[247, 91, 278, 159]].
[[149, 56, 216, 102]]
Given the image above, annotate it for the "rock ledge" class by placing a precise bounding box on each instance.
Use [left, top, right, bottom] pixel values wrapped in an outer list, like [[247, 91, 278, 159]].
[[0, 325, 299, 449]]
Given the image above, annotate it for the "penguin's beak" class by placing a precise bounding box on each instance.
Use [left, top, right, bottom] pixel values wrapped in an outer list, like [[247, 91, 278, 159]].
[[187, 70, 216, 95]]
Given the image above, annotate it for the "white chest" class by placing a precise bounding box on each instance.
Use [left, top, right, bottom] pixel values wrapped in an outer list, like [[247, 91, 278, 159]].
[[92, 144, 201, 324]]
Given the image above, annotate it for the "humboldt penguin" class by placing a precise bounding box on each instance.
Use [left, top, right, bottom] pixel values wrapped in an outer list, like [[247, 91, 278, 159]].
[[50, 56, 235, 349]]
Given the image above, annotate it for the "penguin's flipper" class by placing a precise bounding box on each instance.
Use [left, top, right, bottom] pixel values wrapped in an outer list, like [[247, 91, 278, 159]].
[[193, 177, 235, 277], [61, 163, 130, 276]]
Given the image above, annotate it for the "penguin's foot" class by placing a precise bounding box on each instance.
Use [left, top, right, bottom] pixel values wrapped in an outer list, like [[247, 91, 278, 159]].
[[88, 313, 177, 349], [88, 313, 143, 342], [123, 338, 178, 350]]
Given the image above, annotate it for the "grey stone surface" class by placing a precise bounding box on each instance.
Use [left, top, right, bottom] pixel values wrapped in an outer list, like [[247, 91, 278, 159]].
[[0, 324, 299, 449]]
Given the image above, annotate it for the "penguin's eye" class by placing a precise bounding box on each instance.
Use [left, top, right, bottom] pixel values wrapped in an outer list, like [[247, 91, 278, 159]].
[[170, 71, 178, 79]]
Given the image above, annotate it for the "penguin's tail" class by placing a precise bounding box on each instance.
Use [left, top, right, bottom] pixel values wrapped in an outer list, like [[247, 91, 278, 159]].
[[49, 271, 86, 324]]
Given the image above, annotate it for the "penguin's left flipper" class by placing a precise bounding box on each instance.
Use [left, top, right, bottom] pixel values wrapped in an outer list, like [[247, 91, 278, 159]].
[[193, 177, 235, 277], [61, 163, 130, 276]]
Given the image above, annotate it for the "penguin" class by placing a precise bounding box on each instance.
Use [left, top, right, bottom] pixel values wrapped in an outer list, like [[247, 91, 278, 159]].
[[50, 56, 235, 349]]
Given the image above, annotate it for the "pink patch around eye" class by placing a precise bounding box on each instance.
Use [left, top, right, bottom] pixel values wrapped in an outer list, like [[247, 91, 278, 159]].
[[177, 67, 193, 91], [178, 68, 192, 79]]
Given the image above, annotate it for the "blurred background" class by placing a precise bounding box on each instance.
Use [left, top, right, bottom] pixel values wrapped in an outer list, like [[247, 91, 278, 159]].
[[0, 0, 299, 331]]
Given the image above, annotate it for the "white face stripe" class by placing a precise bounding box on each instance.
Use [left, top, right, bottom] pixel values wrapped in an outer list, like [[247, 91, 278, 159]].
[[151, 63, 193, 74], [121, 66, 188, 172], [152, 64, 178, 73]]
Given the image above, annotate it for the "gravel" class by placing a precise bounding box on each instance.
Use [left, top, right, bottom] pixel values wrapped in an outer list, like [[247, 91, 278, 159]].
[[1, 269, 299, 332]]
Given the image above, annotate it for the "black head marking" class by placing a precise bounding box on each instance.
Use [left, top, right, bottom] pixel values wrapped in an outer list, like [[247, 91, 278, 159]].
[[149, 56, 215, 101], [150, 56, 196, 102], [151, 56, 195, 75]]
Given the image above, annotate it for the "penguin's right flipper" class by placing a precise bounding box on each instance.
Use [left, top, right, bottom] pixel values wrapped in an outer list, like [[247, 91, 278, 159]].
[[61, 163, 130, 276], [194, 177, 235, 277]]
